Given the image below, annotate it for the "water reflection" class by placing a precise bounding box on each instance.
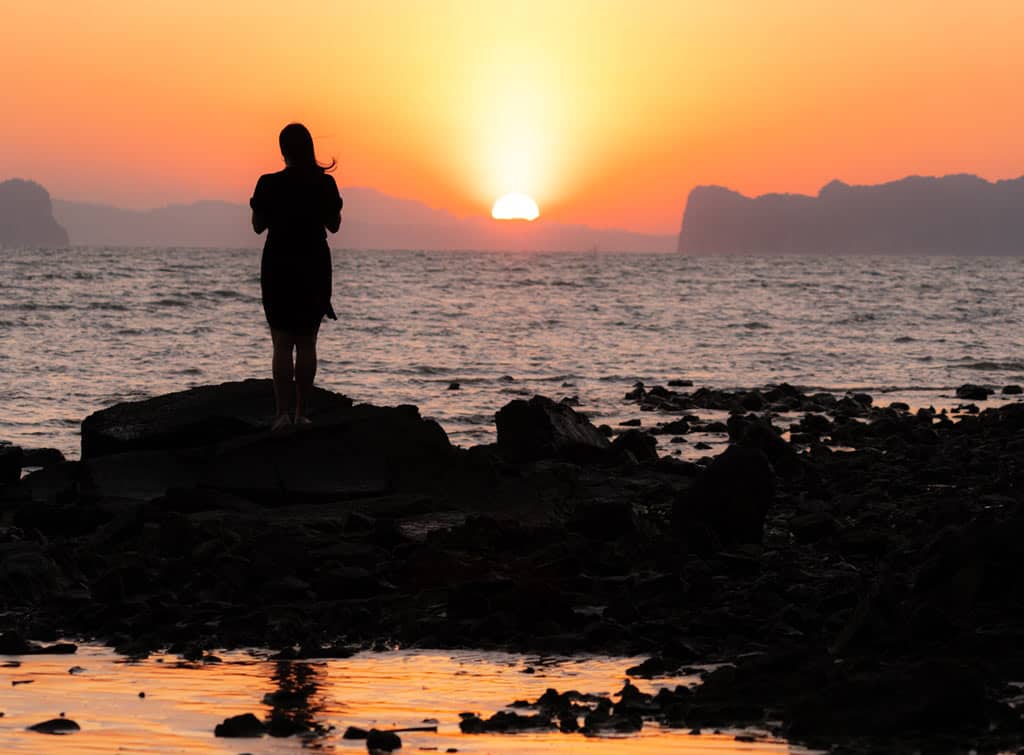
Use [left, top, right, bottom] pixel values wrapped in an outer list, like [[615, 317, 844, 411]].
[[264, 662, 331, 743], [0, 645, 816, 754]]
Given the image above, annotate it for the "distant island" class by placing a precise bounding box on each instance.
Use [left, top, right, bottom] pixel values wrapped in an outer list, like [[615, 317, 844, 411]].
[[0, 179, 69, 247], [678, 174, 1024, 254], [48, 187, 673, 253]]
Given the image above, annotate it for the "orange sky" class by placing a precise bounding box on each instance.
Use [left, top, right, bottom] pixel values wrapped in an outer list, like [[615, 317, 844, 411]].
[[3, 1, 1023, 234]]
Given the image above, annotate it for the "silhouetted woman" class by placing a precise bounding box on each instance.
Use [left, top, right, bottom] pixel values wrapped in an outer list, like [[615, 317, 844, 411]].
[[250, 123, 342, 429]]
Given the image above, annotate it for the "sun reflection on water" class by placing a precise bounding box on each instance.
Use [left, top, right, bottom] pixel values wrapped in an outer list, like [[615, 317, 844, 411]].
[[0, 646, 816, 753]]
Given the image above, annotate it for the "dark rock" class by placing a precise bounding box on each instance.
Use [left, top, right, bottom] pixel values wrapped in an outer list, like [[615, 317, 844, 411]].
[[788, 512, 838, 543], [795, 413, 832, 436], [653, 418, 691, 435], [460, 710, 555, 733], [0, 542, 61, 604], [495, 395, 610, 462], [955, 384, 992, 401], [668, 379, 694, 387], [343, 725, 369, 739], [214, 712, 266, 737], [75, 397, 453, 504], [624, 386, 645, 401], [674, 446, 775, 545], [626, 654, 694, 678], [20, 448, 65, 469], [610, 429, 658, 463], [27, 717, 80, 734], [1002, 384, 1022, 395], [619, 418, 642, 427], [0, 445, 23, 485], [81, 378, 353, 458], [366, 728, 402, 751], [567, 500, 639, 541], [447, 382, 461, 390], [731, 417, 801, 478]]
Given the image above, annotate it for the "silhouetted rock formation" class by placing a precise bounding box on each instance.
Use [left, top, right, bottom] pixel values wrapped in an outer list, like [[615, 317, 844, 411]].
[[0, 179, 69, 248], [678, 174, 1024, 254]]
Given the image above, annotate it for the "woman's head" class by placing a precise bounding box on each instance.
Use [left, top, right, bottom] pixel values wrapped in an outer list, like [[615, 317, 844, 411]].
[[279, 123, 335, 173]]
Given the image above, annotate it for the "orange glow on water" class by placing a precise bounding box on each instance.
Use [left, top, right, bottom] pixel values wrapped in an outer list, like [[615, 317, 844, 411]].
[[0, 647, 815, 753]]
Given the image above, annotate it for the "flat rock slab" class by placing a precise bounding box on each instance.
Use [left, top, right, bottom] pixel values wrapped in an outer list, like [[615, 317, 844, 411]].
[[81, 379, 353, 458], [71, 381, 460, 503]]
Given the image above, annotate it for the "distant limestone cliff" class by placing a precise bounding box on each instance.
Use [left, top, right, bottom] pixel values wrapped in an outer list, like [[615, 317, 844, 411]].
[[678, 174, 1024, 254], [0, 179, 69, 248]]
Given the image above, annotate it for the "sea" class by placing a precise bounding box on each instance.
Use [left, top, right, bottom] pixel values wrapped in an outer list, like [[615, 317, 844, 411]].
[[1, 247, 1022, 459]]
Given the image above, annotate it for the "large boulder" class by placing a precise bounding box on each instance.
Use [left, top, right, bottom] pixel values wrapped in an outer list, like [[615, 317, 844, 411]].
[[673, 446, 775, 546], [495, 396, 610, 462], [75, 381, 455, 503], [81, 379, 352, 458]]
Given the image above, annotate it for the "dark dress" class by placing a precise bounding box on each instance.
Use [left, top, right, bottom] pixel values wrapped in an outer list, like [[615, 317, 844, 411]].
[[250, 168, 342, 335]]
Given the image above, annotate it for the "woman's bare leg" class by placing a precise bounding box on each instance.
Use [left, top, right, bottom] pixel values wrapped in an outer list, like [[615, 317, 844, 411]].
[[293, 328, 318, 422], [271, 328, 296, 420]]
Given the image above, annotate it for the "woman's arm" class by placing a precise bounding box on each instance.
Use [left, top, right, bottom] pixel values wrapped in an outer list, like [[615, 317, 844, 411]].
[[250, 175, 269, 234], [325, 176, 342, 234]]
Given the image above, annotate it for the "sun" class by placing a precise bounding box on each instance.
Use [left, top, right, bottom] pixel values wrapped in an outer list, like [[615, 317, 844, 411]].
[[491, 193, 540, 221]]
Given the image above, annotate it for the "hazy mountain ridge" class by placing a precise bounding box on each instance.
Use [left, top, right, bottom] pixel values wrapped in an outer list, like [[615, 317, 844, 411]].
[[0, 179, 69, 247], [678, 174, 1024, 254], [48, 186, 673, 252]]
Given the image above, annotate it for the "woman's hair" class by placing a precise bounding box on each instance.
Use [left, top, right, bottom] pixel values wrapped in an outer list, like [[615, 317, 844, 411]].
[[279, 123, 336, 173]]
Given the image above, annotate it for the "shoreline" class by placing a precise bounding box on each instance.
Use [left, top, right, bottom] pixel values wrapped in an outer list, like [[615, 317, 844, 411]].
[[2, 379, 1024, 751]]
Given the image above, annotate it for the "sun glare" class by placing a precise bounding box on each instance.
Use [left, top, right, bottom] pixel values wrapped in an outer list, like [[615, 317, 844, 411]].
[[491, 193, 540, 221]]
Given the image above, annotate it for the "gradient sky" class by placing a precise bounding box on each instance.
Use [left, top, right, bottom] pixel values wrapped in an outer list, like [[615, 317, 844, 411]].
[[3, 1, 1023, 233]]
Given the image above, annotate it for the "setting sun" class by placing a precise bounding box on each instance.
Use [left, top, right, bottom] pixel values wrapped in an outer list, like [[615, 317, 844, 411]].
[[491, 193, 540, 221]]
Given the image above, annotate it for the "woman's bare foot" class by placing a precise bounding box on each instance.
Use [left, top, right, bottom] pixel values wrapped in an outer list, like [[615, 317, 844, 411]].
[[271, 415, 292, 432], [294, 415, 312, 427]]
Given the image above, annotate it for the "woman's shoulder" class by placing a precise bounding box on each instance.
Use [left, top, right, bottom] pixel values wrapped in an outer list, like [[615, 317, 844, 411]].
[[256, 170, 288, 185]]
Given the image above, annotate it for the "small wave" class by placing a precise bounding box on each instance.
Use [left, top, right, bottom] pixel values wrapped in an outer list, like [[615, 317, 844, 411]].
[[152, 298, 190, 308], [728, 321, 772, 330], [958, 360, 1024, 372], [893, 336, 915, 343], [86, 302, 128, 311], [834, 313, 879, 325]]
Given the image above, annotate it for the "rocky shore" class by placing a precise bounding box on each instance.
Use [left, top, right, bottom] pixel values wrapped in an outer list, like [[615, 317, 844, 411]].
[[2, 378, 1024, 752]]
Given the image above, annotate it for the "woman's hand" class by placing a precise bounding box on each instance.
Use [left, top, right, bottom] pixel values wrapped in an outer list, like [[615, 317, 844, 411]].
[[326, 211, 341, 234], [252, 210, 267, 234]]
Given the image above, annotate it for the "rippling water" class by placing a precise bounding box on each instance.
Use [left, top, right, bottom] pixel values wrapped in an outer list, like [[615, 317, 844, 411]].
[[0, 646, 811, 753], [1, 248, 1022, 457]]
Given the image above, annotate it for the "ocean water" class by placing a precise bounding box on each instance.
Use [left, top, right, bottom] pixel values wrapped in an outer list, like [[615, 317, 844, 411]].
[[1, 247, 1022, 458]]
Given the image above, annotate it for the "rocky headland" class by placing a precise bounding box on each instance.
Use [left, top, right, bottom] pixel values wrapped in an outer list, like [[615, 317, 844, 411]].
[[0, 178, 69, 248], [2, 378, 1024, 751], [678, 173, 1024, 254]]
